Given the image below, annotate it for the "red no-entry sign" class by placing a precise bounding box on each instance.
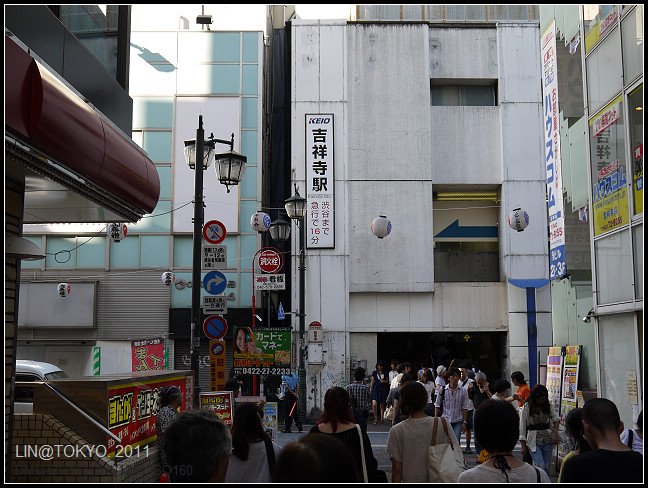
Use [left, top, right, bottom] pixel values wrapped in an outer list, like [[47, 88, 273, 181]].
[[203, 220, 226, 244]]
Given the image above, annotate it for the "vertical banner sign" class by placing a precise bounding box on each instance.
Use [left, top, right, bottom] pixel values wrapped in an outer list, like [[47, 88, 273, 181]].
[[92, 346, 101, 376], [209, 339, 227, 392], [560, 345, 581, 417], [262, 402, 279, 442], [541, 21, 566, 280], [590, 95, 629, 236], [305, 114, 335, 248], [131, 337, 165, 372], [546, 346, 564, 416]]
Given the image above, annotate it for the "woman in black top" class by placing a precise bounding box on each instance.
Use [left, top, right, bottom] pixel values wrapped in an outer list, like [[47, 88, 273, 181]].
[[309, 386, 384, 482]]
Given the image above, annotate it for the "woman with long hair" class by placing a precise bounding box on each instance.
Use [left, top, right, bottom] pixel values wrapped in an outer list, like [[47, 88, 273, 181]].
[[369, 360, 390, 425], [225, 402, 281, 482], [309, 386, 384, 482], [418, 368, 436, 416], [519, 384, 560, 474], [557, 407, 592, 482]]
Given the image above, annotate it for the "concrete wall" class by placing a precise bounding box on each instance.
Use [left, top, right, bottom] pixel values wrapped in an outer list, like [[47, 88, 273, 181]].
[[429, 28, 498, 80]]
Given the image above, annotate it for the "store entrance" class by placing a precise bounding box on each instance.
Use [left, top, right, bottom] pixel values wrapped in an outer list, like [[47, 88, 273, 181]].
[[376, 331, 506, 379]]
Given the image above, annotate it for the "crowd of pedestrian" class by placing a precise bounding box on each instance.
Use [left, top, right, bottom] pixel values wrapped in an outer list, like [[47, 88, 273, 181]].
[[154, 358, 643, 483]]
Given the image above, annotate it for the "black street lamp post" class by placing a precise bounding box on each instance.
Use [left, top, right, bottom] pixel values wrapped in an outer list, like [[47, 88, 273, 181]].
[[284, 188, 307, 424], [184, 115, 246, 408]]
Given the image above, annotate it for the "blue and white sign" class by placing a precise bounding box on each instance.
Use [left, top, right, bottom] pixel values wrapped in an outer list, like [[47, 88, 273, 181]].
[[203, 271, 227, 295], [541, 21, 566, 280], [278, 302, 285, 321], [203, 315, 228, 340]]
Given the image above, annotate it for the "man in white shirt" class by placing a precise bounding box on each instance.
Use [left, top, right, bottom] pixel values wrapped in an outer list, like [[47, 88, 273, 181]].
[[459, 366, 476, 454]]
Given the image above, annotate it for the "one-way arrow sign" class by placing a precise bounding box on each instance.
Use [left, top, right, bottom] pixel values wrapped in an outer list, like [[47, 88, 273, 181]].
[[434, 219, 498, 239]]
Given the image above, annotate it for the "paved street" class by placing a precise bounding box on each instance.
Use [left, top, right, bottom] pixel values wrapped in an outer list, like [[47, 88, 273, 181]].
[[276, 422, 558, 482]]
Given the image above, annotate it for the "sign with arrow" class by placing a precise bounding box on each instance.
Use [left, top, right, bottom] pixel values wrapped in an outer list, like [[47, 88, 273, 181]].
[[434, 219, 498, 239], [277, 302, 285, 321], [203, 270, 228, 295]]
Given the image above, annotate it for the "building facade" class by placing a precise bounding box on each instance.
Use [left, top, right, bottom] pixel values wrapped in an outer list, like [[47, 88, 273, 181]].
[[539, 4, 643, 428], [283, 5, 553, 414]]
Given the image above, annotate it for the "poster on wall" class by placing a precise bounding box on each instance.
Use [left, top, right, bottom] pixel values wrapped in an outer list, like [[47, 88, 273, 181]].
[[233, 327, 291, 375], [131, 337, 165, 372], [546, 346, 564, 416], [590, 96, 629, 236], [541, 21, 567, 280], [210, 340, 227, 392], [305, 114, 335, 249]]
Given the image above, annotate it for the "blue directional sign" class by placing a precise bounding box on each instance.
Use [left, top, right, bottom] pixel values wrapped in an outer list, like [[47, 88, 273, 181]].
[[434, 219, 498, 239], [203, 271, 227, 295], [278, 302, 285, 321]]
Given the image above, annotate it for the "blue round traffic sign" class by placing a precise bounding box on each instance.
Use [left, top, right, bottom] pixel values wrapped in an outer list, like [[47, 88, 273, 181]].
[[203, 316, 228, 340], [203, 270, 227, 295]]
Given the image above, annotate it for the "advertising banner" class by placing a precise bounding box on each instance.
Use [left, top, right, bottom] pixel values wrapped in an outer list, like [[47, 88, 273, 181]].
[[541, 21, 567, 280], [560, 345, 581, 417], [262, 402, 279, 442], [131, 337, 165, 372], [199, 391, 233, 426], [233, 327, 291, 375], [305, 114, 335, 248], [209, 340, 227, 392], [590, 96, 629, 236], [546, 346, 564, 416], [107, 374, 189, 456]]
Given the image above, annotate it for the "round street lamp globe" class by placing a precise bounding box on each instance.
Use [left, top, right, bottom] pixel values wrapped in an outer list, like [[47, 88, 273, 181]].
[[250, 211, 271, 232], [508, 207, 530, 232], [371, 215, 392, 238]]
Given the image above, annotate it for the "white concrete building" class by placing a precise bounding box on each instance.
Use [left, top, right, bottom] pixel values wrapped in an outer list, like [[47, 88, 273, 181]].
[[286, 12, 551, 412]]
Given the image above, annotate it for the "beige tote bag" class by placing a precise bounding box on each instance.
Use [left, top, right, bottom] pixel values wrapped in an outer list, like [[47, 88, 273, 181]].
[[427, 416, 465, 482]]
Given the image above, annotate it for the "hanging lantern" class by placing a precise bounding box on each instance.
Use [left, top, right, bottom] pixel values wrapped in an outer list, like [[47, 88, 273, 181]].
[[371, 215, 392, 239], [508, 207, 530, 232], [161, 271, 175, 286], [108, 223, 128, 242], [57, 283, 70, 298], [250, 211, 272, 232]]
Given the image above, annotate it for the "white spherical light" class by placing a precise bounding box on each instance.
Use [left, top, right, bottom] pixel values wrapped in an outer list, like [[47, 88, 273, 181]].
[[371, 215, 392, 239], [250, 211, 272, 232], [161, 271, 175, 286], [508, 207, 530, 232]]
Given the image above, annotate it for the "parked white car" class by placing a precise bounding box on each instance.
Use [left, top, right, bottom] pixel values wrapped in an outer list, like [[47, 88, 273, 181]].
[[14, 360, 68, 413]]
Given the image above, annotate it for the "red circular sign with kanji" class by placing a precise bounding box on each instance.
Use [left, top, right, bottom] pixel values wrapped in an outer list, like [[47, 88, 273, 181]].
[[203, 220, 226, 244], [258, 248, 283, 273]]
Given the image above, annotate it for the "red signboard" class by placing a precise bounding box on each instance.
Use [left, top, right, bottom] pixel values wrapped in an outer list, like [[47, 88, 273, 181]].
[[258, 247, 283, 273], [131, 337, 165, 372], [107, 374, 189, 456]]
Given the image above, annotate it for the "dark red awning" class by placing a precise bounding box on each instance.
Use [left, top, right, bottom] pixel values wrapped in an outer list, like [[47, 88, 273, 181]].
[[5, 35, 159, 215]]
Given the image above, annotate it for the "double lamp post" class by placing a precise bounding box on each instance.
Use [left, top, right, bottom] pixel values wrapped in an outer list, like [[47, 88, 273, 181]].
[[184, 115, 246, 408]]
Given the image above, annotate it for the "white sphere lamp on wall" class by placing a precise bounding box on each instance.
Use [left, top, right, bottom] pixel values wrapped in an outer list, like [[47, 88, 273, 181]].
[[57, 283, 70, 298], [161, 271, 175, 286], [508, 207, 530, 232], [250, 211, 272, 233], [371, 215, 392, 239]]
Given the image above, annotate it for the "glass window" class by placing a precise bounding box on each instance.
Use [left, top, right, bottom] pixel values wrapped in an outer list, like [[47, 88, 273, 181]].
[[583, 5, 619, 53], [595, 229, 634, 304], [621, 6, 644, 85], [632, 225, 643, 299], [242, 65, 258, 96], [46, 237, 77, 268], [589, 96, 629, 236], [242, 97, 258, 129], [109, 236, 139, 268], [431, 84, 496, 106], [173, 236, 193, 268], [242, 131, 258, 164], [242, 32, 259, 63], [176, 64, 240, 95], [76, 236, 105, 268], [142, 131, 173, 163], [133, 97, 174, 130], [628, 85, 643, 216], [585, 27, 623, 113], [157, 166, 172, 200], [140, 236, 170, 268], [240, 165, 257, 200], [127, 202, 172, 233]]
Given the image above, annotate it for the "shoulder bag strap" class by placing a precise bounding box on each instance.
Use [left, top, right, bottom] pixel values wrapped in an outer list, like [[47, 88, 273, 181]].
[[534, 466, 540, 483], [356, 424, 368, 482], [431, 416, 440, 445], [263, 437, 276, 482], [439, 417, 455, 451]]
